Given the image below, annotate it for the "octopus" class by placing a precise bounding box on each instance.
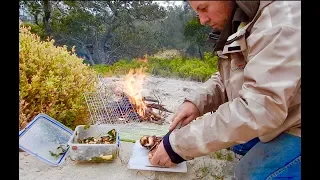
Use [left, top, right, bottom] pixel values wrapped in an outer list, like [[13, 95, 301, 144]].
[[139, 135, 163, 160]]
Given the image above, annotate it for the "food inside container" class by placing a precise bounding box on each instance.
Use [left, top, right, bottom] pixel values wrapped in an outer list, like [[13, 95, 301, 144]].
[[67, 125, 120, 163]]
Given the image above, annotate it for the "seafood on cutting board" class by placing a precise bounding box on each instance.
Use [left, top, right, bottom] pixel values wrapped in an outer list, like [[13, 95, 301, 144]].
[[139, 135, 163, 160]]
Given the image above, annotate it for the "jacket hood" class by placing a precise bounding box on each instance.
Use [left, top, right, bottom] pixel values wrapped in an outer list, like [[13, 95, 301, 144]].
[[209, 1, 260, 52]]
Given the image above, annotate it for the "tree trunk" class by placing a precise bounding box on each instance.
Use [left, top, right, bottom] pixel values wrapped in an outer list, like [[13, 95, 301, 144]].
[[198, 45, 203, 60], [34, 14, 39, 25], [42, 0, 52, 36], [84, 47, 95, 65], [92, 41, 106, 64], [91, 33, 116, 65]]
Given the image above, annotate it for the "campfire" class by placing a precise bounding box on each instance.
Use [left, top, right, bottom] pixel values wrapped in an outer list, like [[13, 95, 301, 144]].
[[112, 65, 172, 125], [115, 93, 172, 125]]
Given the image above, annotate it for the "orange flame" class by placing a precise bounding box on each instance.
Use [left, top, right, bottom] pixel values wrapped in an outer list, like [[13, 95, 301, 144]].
[[123, 66, 148, 117]]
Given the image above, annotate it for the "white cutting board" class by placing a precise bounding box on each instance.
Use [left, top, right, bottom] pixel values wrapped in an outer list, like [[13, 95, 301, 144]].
[[127, 140, 187, 173]]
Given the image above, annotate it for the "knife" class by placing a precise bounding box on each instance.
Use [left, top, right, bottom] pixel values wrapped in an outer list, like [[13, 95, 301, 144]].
[[145, 165, 170, 168], [148, 122, 182, 153]]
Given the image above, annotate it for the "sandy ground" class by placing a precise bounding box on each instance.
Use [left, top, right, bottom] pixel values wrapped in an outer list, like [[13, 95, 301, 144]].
[[19, 76, 241, 180]]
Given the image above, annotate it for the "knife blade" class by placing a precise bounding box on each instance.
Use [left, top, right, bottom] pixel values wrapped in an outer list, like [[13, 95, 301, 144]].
[[145, 165, 170, 168], [148, 122, 182, 153]]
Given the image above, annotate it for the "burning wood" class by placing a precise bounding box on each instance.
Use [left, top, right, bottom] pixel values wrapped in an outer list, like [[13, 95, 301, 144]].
[[113, 66, 171, 124], [143, 97, 159, 103], [116, 92, 170, 125], [146, 103, 173, 113]]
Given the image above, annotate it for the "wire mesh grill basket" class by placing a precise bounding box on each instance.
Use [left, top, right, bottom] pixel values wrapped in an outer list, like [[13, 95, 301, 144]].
[[83, 75, 172, 144], [84, 75, 141, 127]]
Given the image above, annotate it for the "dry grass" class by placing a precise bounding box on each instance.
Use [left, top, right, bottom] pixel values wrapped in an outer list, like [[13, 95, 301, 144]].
[[185, 150, 241, 180]]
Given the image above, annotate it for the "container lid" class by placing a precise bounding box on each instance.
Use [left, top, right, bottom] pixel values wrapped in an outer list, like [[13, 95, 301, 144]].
[[19, 113, 73, 166]]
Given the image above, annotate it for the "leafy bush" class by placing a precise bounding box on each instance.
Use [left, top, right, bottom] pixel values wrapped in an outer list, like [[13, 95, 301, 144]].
[[19, 23, 98, 130], [20, 21, 47, 40], [91, 64, 113, 76], [92, 59, 148, 76], [91, 52, 218, 82]]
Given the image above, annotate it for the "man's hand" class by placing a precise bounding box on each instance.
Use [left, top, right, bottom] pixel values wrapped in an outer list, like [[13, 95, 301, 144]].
[[150, 141, 175, 167], [169, 101, 200, 131]]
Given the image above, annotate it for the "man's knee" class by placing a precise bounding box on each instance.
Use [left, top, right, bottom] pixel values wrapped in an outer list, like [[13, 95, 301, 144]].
[[231, 133, 301, 180], [231, 137, 260, 156]]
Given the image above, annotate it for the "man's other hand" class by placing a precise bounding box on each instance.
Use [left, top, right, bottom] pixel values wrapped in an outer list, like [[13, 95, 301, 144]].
[[150, 141, 175, 167], [169, 101, 200, 131]]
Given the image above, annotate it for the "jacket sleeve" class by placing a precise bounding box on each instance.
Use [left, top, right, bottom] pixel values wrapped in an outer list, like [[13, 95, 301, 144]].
[[185, 72, 227, 116], [165, 24, 301, 161]]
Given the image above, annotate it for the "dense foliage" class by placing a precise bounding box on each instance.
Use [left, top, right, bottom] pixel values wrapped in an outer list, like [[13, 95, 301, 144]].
[[19, 24, 98, 130], [92, 52, 218, 82]]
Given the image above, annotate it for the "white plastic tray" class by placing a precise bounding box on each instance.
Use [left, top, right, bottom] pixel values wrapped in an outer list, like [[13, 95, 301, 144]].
[[128, 140, 187, 173]]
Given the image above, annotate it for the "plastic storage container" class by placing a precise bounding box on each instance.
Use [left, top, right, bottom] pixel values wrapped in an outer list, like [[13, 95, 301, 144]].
[[68, 125, 120, 162], [19, 113, 120, 166], [19, 113, 73, 166]]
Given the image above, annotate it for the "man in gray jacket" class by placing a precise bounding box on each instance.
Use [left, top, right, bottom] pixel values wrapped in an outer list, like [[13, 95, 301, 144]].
[[150, 1, 301, 179]]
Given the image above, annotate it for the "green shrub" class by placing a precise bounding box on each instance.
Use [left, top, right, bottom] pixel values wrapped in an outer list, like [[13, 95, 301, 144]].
[[19, 23, 98, 130], [90, 51, 219, 82], [91, 64, 113, 76], [21, 22, 47, 40]]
